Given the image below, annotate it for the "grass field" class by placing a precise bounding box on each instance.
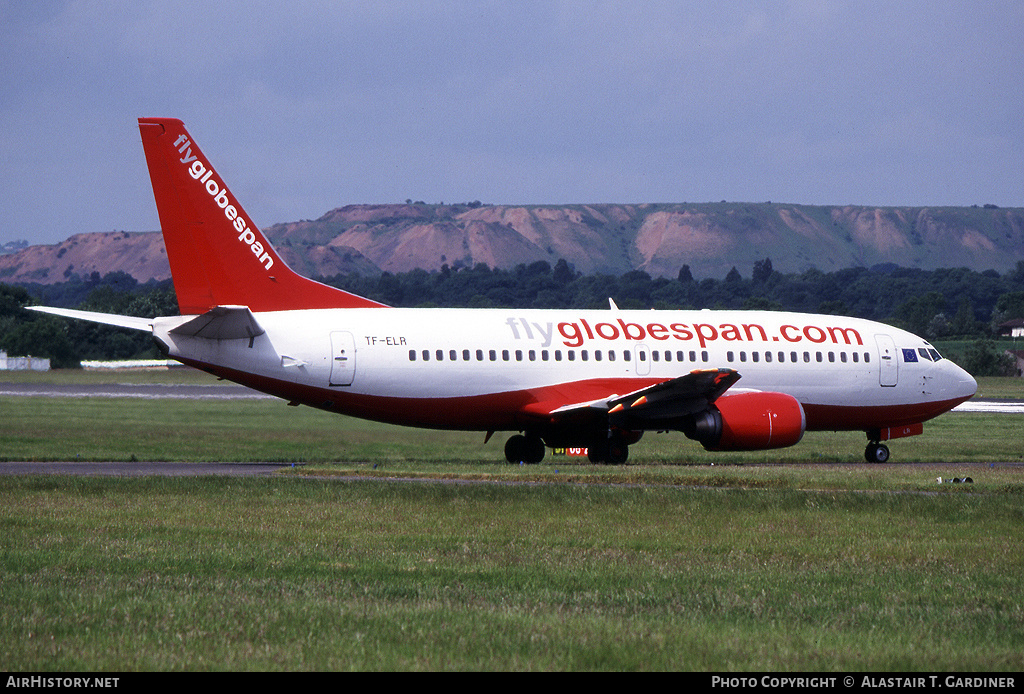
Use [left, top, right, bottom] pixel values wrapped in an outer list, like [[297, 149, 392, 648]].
[[1, 370, 1023, 670]]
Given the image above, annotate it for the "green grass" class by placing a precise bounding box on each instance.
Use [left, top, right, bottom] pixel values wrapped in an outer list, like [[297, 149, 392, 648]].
[[1, 475, 1022, 671], [2, 370, 1024, 670], [3, 391, 1023, 466], [974, 376, 1024, 400]]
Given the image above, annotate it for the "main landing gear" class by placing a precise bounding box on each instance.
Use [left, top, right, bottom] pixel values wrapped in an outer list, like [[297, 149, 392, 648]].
[[585, 434, 630, 465], [864, 442, 890, 463], [504, 434, 545, 464], [503, 432, 635, 465]]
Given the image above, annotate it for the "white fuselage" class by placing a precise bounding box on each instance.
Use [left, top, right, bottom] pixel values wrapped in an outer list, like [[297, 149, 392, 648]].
[[152, 307, 977, 434]]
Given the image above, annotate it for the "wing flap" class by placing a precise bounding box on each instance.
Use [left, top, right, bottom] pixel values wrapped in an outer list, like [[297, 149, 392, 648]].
[[522, 368, 740, 428]]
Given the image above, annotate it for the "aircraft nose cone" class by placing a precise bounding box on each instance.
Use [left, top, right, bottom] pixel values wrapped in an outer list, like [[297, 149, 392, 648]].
[[961, 373, 978, 398], [948, 362, 977, 400]]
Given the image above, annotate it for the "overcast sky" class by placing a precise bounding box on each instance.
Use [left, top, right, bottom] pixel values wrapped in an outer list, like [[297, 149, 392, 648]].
[[2, 0, 1021, 246]]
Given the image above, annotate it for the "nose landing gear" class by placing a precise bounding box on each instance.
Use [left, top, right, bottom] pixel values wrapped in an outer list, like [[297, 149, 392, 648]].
[[864, 442, 890, 463]]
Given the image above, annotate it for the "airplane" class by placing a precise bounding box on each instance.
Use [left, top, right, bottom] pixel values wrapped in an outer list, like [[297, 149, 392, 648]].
[[30, 118, 978, 465]]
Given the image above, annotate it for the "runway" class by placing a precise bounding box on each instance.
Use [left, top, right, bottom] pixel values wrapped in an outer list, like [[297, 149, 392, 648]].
[[2, 379, 1020, 478], [0, 462, 294, 477], [953, 400, 1024, 414], [4, 381, 1023, 411], [0, 381, 274, 400]]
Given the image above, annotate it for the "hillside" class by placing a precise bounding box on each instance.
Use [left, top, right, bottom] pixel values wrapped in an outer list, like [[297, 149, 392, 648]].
[[2, 203, 1022, 285]]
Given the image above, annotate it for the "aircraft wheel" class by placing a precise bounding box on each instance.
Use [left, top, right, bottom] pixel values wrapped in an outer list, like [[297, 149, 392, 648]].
[[505, 435, 527, 464], [587, 440, 608, 463], [505, 434, 545, 464], [524, 436, 545, 464], [864, 443, 890, 463], [606, 437, 629, 465]]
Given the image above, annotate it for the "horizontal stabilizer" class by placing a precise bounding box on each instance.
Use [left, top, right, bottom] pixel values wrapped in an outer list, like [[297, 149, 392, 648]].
[[27, 306, 154, 332], [169, 306, 265, 340]]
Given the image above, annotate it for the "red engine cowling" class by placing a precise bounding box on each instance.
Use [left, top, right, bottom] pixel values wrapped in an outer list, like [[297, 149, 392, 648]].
[[688, 391, 806, 451]]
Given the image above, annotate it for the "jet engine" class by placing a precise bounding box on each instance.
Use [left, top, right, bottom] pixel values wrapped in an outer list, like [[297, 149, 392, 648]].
[[685, 391, 806, 451]]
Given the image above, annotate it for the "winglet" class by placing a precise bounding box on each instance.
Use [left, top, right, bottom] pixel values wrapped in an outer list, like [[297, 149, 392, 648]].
[[138, 118, 387, 314]]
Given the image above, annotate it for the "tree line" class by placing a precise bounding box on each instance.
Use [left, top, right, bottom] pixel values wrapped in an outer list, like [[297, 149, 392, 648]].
[[2, 260, 1023, 374]]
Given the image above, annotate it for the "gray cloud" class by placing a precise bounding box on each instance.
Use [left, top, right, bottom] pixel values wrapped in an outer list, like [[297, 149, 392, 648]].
[[2, 0, 1021, 245]]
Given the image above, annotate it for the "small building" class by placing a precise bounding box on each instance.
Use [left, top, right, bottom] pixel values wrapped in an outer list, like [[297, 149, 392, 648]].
[[997, 318, 1024, 338], [0, 350, 50, 371]]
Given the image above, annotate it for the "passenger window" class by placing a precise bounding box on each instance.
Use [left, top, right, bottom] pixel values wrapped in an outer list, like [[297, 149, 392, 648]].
[[422, 350, 430, 362], [463, 349, 471, 361], [542, 350, 549, 361], [608, 350, 615, 362], [502, 350, 510, 361], [555, 351, 562, 361], [764, 351, 772, 363], [595, 350, 602, 361], [449, 350, 457, 361], [436, 350, 444, 361], [651, 351, 659, 362], [409, 350, 416, 361], [727, 351, 734, 362], [568, 351, 575, 362], [581, 350, 589, 361], [528, 350, 536, 361], [476, 349, 484, 361], [702, 351, 709, 362], [840, 352, 847, 363], [516, 350, 523, 361]]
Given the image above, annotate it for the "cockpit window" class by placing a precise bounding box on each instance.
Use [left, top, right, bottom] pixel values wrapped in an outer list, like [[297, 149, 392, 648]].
[[917, 347, 933, 361], [929, 348, 942, 361]]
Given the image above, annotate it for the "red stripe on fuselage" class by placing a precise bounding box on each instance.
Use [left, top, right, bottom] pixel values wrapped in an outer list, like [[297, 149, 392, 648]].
[[181, 357, 663, 429], [181, 357, 970, 435], [802, 397, 972, 432]]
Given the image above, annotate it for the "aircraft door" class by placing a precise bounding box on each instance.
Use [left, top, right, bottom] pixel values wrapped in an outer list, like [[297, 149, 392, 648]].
[[634, 344, 651, 376], [329, 331, 356, 386], [875, 334, 897, 387]]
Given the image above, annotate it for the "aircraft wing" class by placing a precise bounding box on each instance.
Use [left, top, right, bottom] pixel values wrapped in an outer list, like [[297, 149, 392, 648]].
[[522, 368, 740, 428]]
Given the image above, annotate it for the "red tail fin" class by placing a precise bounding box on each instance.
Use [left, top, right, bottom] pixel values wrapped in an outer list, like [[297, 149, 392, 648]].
[[138, 118, 386, 314]]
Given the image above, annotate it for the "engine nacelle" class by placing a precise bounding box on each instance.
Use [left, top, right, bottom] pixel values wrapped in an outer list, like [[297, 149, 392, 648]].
[[687, 391, 806, 451]]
